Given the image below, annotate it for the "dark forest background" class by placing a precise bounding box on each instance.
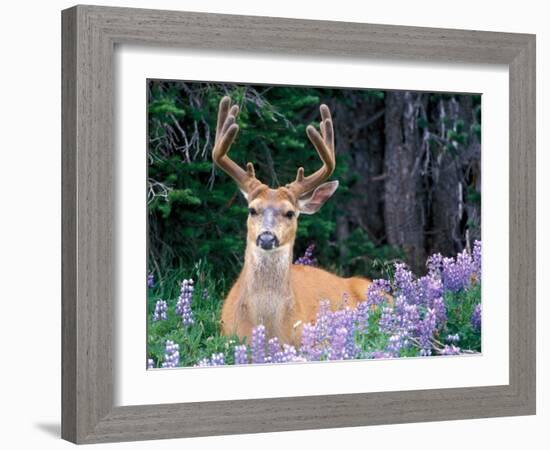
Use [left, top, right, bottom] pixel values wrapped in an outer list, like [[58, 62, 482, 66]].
[[147, 80, 481, 286]]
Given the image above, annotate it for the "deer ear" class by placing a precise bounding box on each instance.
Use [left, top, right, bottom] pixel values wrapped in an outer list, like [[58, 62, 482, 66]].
[[297, 180, 339, 215], [239, 190, 249, 201]]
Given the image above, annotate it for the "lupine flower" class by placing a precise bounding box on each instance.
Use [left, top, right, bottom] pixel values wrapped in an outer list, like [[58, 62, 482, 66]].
[[175, 278, 194, 326], [471, 304, 482, 331], [147, 272, 155, 288], [367, 279, 391, 307], [472, 240, 482, 281], [277, 344, 300, 363], [417, 274, 443, 306], [156, 243, 482, 367], [314, 300, 332, 358], [210, 353, 225, 366], [294, 244, 317, 266], [195, 353, 229, 367], [446, 333, 460, 344], [300, 323, 319, 361], [440, 344, 461, 355], [152, 299, 168, 322], [147, 358, 155, 369], [328, 327, 348, 360], [251, 324, 266, 364], [387, 333, 404, 356], [267, 337, 281, 363], [441, 250, 473, 292], [355, 300, 370, 333], [280, 344, 302, 362], [394, 263, 419, 304], [380, 296, 419, 339], [371, 350, 394, 359], [418, 308, 437, 356], [234, 345, 248, 365], [430, 297, 447, 326], [161, 340, 180, 368], [427, 253, 444, 276]]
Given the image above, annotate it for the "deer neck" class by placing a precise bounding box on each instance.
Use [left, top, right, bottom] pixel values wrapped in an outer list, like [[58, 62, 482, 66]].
[[241, 243, 294, 337]]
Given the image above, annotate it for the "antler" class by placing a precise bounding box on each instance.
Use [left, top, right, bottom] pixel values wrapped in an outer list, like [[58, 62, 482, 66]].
[[212, 96, 261, 193], [287, 104, 336, 198]]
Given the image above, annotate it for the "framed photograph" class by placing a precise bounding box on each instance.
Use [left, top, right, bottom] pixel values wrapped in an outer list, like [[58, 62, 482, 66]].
[[62, 5, 536, 444]]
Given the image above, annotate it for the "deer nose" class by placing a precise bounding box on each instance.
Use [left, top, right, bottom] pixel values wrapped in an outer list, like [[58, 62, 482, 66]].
[[256, 232, 279, 250]]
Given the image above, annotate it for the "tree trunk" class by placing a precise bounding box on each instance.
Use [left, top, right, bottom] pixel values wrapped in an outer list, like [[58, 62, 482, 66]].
[[332, 94, 386, 271], [384, 91, 426, 274], [430, 98, 462, 256], [429, 95, 481, 257]]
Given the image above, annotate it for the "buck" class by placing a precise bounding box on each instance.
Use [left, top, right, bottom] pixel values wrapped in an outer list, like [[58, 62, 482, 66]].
[[213, 96, 372, 347]]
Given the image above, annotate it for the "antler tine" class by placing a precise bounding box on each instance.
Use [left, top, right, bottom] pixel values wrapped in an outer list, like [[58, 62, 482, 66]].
[[287, 104, 336, 197], [212, 96, 260, 193]]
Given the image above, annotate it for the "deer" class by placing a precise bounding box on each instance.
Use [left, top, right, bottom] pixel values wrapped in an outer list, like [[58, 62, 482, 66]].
[[212, 96, 373, 348]]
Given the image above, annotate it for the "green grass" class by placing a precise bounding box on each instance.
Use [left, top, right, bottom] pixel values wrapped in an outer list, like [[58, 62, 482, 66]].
[[147, 259, 245, 367], [444, 283, 482, 352]]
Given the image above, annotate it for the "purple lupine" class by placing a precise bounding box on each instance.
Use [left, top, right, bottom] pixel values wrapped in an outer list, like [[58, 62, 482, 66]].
[[441, 250, 474, 292], [440, 344, 461, 355], [175, 278, 194, 326], [196, 358, 211, 367], [331, 306, 356, 335], [294, 244, 317, 266], [152, 299, 168, 322], [280, 344, 300, 363], [161, 340, 180, 368], [367, 279, 391, 307], [472, 240, 482, 281], [378, 305, 395, 334], [251, 324, 266, 364], [379, 287, 445, 357], [417, 274, 443, 306], [355, 300, 370, 333], [446, 333, 460, 344], [427, 253, 444, 276], [234, 345, 248, 365], [270, 338, 301, 363], [393, 263, 420, 304], [328, 327, 348, 360], [282, 344, 305, 362], [210, 353, 225, 366], [147, 358, 155, 369], [314, 300, 332, 358], [339, 307, 359, 359], [147, 272, 155, 288], [430, 297, 447, 327], [430, 244, 480, 293], [299, 323, 319, 361], [381, 296, 420, 337], [267, 337, 281, 363], [177, 243, 483, 367], [387, 333, 404, 356], [471, 304, 482, 331], [418, 308, 437, 356]]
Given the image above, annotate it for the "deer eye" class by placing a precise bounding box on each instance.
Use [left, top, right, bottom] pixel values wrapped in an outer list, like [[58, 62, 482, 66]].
[[248, 208, 258, 216], [285, 211, 295, 219]]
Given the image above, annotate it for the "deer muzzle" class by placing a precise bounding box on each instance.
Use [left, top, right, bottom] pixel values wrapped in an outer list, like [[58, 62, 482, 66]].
[[256, 231, 279, 250]]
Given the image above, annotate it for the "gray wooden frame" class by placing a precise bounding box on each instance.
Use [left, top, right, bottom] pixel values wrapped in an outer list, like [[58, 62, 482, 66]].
[[62, 4, 536, 444]]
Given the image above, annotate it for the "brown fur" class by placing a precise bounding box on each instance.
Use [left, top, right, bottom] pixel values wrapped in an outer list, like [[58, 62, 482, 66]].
[[220, 188, 372, 347]]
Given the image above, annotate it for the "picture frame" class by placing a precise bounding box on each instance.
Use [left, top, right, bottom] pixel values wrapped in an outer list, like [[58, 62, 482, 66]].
[[61, 4, 536, 444]]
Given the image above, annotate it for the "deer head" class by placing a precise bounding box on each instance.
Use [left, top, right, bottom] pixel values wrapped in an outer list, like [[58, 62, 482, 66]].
[[212, 96, 338, 252]]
